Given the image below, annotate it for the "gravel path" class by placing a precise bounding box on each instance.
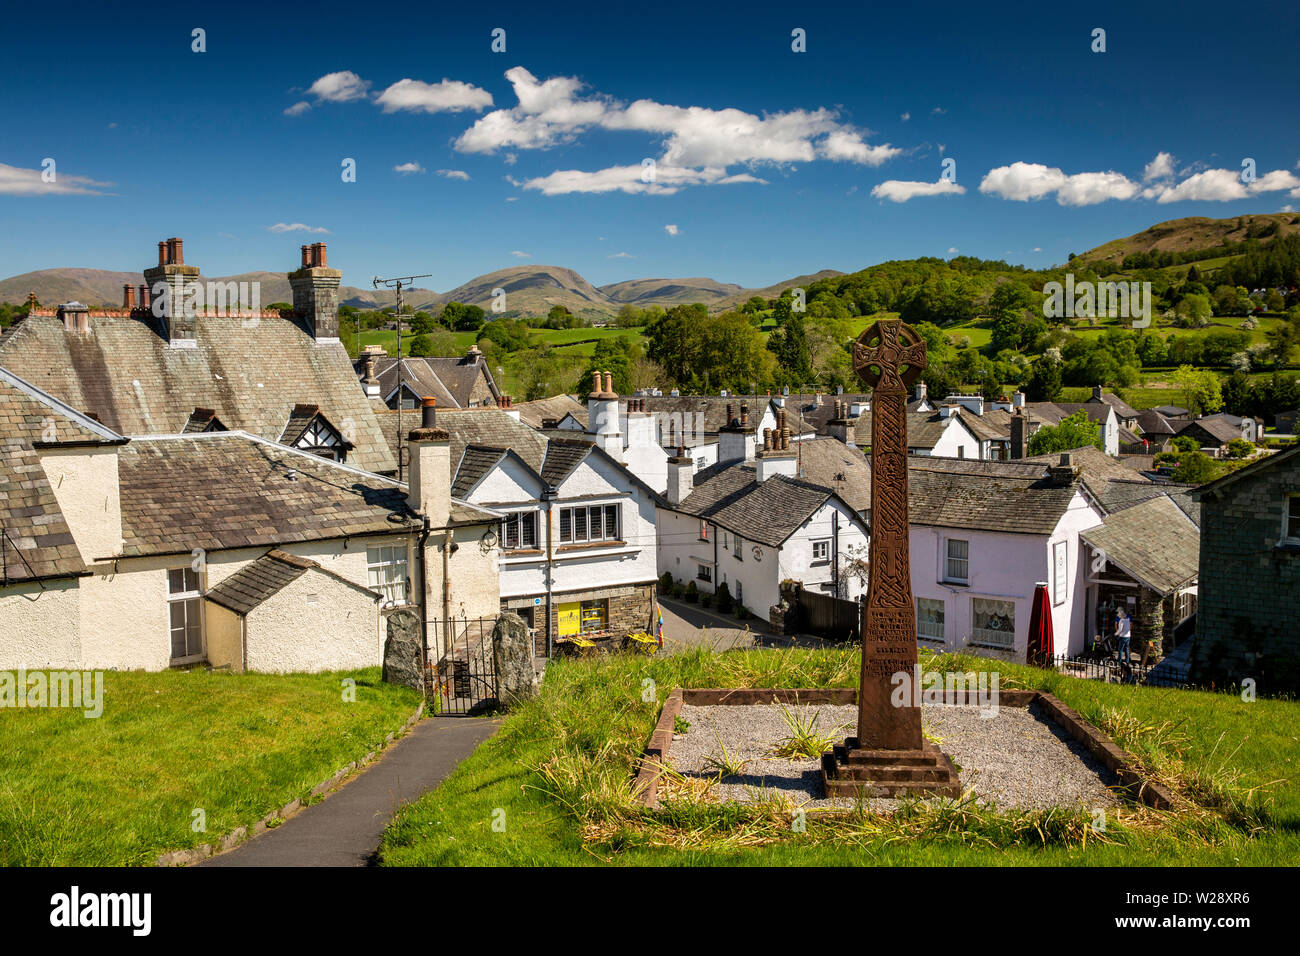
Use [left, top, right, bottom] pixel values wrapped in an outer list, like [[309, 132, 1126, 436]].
[[668, 702, 1121, 812]]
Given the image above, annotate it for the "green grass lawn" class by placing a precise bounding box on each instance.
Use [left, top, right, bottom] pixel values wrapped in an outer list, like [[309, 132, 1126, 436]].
[[0, 668, 421, 866], [379, 646, 1300, 866]]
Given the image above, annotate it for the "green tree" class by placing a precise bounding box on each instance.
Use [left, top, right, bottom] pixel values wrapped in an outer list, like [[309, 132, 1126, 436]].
[[767, 313, 814, 385], [1026, 410, 1103, 456], [1025, 357, 1063, 402], [407, 328, 460, 358], [410, 310, 437, 335], [1171, 365, 1223, 415], [1172, 450, 1216, 484]]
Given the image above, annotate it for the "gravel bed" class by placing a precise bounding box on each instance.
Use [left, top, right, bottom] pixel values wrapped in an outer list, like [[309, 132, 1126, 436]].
[[668, 701, 1122, 812]]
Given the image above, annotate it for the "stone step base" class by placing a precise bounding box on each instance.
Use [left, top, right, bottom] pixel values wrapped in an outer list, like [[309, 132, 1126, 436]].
[[821, 739, 961, 799]]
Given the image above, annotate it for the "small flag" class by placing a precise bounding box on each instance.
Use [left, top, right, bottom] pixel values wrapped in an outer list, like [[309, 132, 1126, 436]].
[[656, 603, 664, 648]]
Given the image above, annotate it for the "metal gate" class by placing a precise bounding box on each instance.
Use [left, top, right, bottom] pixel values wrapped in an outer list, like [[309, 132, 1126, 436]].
[[426, 617, 499, 714]]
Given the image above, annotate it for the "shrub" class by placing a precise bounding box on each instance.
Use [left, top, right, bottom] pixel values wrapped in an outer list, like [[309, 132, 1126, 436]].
[[714, 581, 734, 613], [1226, 438, 1254, 459], [684, 580, 699, 603], [658, 571, 674, 594]]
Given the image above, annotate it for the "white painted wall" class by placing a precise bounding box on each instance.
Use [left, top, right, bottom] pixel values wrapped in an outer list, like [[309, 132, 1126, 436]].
[[920, 417, 981, 460], [908, 489, 1103, 660], [0, 578, 82, 669]]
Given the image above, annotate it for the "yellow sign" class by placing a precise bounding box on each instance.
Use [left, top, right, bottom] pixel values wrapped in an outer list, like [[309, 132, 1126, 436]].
[[558, 602, 580, 637]]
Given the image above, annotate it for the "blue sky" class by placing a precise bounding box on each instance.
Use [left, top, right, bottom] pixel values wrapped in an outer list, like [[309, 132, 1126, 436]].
[[2, 0, 1298, 292]]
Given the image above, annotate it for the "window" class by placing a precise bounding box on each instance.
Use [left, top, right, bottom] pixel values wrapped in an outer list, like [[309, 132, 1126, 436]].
[[1052, 540, 1068, 605], [735, 580, 743, 605], [945, 538, 969, 584], [699, 520, 710, 541], [812, 539, 830, 563], [580, 599, 608, 634], [367, 545, 409, 605], [502, 511, 539, 550], [972, 597, 1015, 647], [558, 504, 620, 544], [957, 447, 965, 459], [296, 416, 344, 463], [167, 567, 204, 664], [697, 564, 712, 582], [917, 597, 945, 642], [1286, 495, 1300, 542], [734, 534, 743, 559]]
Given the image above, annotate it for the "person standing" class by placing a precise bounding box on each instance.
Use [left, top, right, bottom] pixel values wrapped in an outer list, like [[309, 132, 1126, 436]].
[[1115, 606, 1132, 664]]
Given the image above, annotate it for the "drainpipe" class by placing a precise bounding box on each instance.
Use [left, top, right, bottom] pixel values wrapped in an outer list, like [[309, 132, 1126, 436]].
[[542, 488, 556, 657], [442, 527, 453, 657], [417, 516, 431, 677], [832, 509, 840, 598]]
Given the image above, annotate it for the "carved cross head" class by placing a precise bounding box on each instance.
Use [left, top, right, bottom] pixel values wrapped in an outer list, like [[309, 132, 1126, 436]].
[[852, 319, 928, 393]]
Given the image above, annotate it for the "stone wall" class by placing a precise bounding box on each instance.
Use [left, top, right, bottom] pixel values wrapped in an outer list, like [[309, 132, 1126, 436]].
[[512, 582, 655, 656], [1194, 456, 1300, 692]]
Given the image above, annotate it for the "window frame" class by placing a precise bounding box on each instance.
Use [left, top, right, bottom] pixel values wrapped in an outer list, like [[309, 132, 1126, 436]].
[[1284, 494, 1300, 544], [811, 539, 831, 563], [696, 564, 712, 582], [366, 544, 410, 606], [971, 597, 1016, 648], [502, 510, 539, 551], [167, 566, 206, 665], [944, 538, 970, 585], [916, 596, 945, 643], [557, 503, 620, 545]]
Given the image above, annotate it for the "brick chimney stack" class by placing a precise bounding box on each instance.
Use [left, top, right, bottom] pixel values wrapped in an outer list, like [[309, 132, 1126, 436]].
[[138, 284, 149, 310], [289, 242, 342, 342], [122, 284, 136, 309], [143, 237, 200, 346], [58, 302, 90, 334], [666, 444, 695, 506]]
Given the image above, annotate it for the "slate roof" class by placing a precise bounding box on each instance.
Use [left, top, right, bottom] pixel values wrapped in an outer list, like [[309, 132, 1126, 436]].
[[1080, 496, 1200, 595], [1175, 416, 1241, 445], [1096, 479, 1199, 523], [906, 470, 1089, 535], [514, 394, 587, 429], [0, 366, 125, 582], [1134, 408, 1175, 436], [1024, 444, 1144, 484], [674, 467, 858, 548], [205, 549, 378, 615], [635, 394, 812, 437], [115, 432, 494, 558], [0, 312, 396, 474], [1153, 405, 1190, 419], [371, 353, 499, 408], [1090, 391, 1140, 421], [908, 456, 1048, 479], [831, 408, 973, 449], [183, 407, 226, 433], [784, 438, 873, 513]]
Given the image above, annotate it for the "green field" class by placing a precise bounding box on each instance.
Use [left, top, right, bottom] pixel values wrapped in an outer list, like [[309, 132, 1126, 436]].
[[380, 646, 1298, 867], [0, 668, 420, 866]]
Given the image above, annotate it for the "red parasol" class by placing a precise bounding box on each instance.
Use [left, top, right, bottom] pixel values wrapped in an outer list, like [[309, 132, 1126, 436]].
[[1026, 581, 1055, 668]]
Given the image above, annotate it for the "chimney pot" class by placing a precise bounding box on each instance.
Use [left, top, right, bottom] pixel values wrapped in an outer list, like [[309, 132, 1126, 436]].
[[138, 284, 150, 309], [311, 243, 327, 268], [603, 371, 614, 395], [741, 403, 749, 426], [123, 284, 135, 309], [301, 245, 311, 268], [421, 397, 437, 428], [169, 238, 184, 265], [27, 291, 36, 309]]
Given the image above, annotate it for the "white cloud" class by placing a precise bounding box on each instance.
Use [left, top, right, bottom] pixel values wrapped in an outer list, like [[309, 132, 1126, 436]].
[[267, 222, 331, 234], [452, 66, 901, 194], [900, 112, 911, 122], [1032, 246, 1043, 252], [0, 163, 112, 196], [978, 162, 1137, 206], [375, 78, 493, 114], [284, 101, 311, 117], [607, 252, 635, 259], [1251, 169, 1300, 193], [1146, 165, 1300, 203], [510, 250, 530, 258], [394, 162, 425, 175], [870, 178, 964, 202], [436, 169, 470, 181], [504, 152, 517, 166], [664, 224, 679, 236], [1143, 151, 1175, 182], [979, 162, 1068, 201], [306, 71, 370, 103], [1056, 171, 1141, 206], [948, 247, 959, 254], [520, 164, 764, 197], [931, 107, 946, 115]]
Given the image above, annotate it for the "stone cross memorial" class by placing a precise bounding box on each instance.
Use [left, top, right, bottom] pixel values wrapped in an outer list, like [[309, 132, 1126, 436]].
[[822, 318, 961, 798]]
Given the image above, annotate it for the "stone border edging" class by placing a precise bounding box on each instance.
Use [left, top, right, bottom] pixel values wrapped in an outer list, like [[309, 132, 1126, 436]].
[[633, 688, 1174, 812], [155, 700, 426, 867]]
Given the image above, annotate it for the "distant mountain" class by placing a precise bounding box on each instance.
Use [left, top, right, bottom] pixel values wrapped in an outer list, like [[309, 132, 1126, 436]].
[[714, 269, 847, 307], [598, 277, 746, 307], [0, 262, 847, 317]]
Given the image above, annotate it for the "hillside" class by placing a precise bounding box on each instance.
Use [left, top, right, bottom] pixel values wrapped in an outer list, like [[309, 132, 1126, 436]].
[[1076, 213, 1300, 271], [715, 269, 847, 307], [598, 276, 745, 307]]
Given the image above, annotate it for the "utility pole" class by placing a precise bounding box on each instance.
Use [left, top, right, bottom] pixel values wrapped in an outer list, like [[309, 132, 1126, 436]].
[[373, 273, 432, 483]]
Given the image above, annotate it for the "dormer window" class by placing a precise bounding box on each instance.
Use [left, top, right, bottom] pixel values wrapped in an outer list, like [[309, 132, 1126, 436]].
[[281, 404, 347, 463]]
